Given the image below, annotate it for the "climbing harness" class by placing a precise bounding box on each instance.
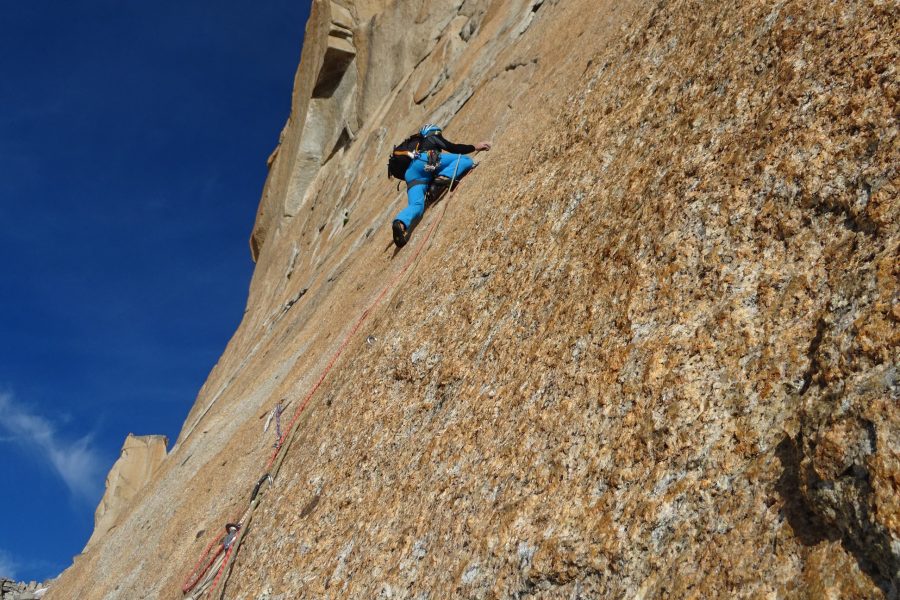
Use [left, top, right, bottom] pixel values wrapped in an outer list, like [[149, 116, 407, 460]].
[[406, 178, 431, 189], [181, 152, 476, 599], [423, 149, 441, 173]]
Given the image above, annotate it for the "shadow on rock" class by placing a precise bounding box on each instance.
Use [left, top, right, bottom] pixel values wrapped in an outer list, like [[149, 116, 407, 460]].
[[775, 435, 896, 597]]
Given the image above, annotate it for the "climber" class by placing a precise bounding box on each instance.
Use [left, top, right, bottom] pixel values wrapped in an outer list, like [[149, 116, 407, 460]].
[[390, 124, 491, 247]]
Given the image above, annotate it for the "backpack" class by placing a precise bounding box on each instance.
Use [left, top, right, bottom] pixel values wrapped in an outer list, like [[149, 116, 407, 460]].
[[387, 133, 423, 180]]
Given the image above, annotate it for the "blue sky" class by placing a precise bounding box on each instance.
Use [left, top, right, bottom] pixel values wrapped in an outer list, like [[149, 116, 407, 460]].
[[0, 0, 309, 582]]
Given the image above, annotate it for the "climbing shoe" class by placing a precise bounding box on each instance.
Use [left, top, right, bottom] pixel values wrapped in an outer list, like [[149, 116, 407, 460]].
[[425, 176, 451, 206], [392, 219, 408, 248]]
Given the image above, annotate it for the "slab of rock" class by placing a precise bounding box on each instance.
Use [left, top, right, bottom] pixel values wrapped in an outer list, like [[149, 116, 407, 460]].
[[84, 434, 168, 551], [48, 0, 898, 598]]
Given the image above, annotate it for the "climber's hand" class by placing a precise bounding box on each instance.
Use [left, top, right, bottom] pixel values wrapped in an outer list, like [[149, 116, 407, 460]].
[[475, 141, 492, 151]]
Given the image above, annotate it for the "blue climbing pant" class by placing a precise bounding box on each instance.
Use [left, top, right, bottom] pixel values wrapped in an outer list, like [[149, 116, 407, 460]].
[[394, 152, 474, 228]]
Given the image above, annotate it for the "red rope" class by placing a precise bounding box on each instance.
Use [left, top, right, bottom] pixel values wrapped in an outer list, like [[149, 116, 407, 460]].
[[183, 154, 467, 598], [265, 196, 448, 472], [181, 536, 221, 593], [207, 543, 235, 598]]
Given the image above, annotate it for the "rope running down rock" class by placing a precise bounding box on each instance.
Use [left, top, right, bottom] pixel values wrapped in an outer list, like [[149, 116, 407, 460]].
[[181, 153, 473, 599]]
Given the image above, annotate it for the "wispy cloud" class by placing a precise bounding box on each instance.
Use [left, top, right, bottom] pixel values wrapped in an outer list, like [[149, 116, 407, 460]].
[[0, 548, 18, 580], [0, 392, 104, 503]]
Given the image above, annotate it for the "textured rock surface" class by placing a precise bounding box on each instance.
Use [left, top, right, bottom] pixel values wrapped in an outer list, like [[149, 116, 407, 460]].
[[85, 434, 168, 551], [49, 0, 897, 598], [1, 579, 51, 600]]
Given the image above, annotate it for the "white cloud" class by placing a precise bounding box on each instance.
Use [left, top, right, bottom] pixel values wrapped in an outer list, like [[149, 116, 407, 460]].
[[0, 549, 18, 580], [0, 392, 103, 504]]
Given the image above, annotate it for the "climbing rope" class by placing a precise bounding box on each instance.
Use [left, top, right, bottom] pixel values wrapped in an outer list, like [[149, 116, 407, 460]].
[[181, 153, 472, 599]]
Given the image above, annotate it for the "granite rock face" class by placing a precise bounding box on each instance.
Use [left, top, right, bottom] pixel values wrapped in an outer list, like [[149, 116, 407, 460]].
[[49, 0, 897, 598], [85, 434, 169, 551]]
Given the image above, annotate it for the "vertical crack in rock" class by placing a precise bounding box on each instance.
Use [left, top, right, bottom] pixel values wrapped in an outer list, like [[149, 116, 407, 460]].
[[799, 316, 826, 395]]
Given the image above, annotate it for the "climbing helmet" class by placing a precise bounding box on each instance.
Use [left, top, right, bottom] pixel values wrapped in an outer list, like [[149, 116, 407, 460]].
[[420, 123, 442, 137]]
